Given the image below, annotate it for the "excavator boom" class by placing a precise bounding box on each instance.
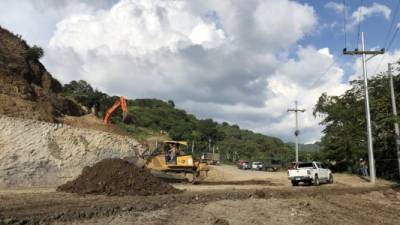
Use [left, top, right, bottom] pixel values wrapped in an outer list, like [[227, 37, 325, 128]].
[[103, 96, 128, 125]]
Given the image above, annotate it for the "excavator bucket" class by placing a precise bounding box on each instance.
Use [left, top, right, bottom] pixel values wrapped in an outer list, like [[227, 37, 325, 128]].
[[122, 111, 128, 122]]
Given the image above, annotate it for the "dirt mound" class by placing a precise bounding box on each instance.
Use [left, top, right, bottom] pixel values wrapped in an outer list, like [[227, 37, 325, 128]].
[[0, 26, 83, 122], [57, 158, 180, 196]]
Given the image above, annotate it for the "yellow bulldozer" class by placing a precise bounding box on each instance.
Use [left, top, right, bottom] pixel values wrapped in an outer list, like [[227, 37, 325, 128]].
[[143, 141, 209, 183]]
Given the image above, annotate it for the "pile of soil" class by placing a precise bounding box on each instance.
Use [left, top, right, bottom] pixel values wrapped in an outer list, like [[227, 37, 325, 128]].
[[57, 158, 181, 196]]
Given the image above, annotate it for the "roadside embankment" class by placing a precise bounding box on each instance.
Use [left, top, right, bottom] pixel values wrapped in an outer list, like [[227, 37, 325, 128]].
[[0, 115, 145, 187]]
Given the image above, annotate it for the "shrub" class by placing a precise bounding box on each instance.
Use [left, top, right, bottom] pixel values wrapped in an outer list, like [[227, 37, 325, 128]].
[[26, 45, 44, 61]]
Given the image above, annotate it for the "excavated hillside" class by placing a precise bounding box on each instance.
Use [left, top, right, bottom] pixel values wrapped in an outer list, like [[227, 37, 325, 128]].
[[0, 115, 145, 187], [0, 26, 82, 122]]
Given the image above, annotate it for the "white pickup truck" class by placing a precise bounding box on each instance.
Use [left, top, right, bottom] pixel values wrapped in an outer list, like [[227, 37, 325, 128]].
[[288, 161, 333, 186]]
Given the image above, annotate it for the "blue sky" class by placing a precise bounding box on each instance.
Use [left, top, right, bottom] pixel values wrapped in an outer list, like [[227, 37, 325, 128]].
[[301, 0, 397, 51], [0, 0, 398, 143], [300, 0, 399, 80]]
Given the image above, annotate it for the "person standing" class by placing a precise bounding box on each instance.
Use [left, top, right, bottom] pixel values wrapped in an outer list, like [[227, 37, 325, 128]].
[[360, 158, 369, 177]]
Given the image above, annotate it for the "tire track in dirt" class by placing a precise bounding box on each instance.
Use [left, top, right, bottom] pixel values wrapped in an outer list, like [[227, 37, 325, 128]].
[[305, 191, 400, 225], [0, 186, 395, 225]]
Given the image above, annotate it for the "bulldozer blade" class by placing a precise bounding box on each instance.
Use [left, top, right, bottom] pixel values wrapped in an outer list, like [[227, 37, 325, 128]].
[[123, 156, 146, 168], [150, 171, 188, 183]]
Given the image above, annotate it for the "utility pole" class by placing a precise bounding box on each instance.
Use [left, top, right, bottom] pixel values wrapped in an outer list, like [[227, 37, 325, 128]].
[[388, 63, 400, 177], [208, 137, 211, 153], [343, 32, 384, 183], [287, 101, 305, 162]]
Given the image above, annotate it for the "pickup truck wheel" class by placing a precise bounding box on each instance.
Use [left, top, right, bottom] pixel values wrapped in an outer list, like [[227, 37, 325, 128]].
[[314, 175, 320, 186], [328, 174, 334, 184], [291, 180, 299, 186]]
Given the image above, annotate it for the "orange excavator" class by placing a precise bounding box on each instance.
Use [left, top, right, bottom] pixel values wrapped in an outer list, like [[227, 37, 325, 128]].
[[103, 96, 128, 125]]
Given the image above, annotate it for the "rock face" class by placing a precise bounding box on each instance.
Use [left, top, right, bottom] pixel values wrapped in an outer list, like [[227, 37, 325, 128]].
[[0, 115, 145, 187], [0, 26, 82, 122]]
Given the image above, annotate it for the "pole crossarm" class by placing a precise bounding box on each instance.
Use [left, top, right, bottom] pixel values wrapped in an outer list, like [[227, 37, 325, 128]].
[[287, 109, 305, 112], [343, 48, 385, 55]]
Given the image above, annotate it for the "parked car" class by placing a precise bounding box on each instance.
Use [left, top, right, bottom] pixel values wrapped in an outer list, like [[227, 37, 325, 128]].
[[242, 161, 251, 170], [251, 161, 264, 170], [288, 161, 333, 186], [262, 159, 282, 172], [237, 160, 251, 170]]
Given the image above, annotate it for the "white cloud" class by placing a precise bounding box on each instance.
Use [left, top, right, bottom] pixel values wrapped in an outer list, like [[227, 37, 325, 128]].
[[49, 0, 228, 58], [0, 0, 352, 143], [349, 3, 391, 29], [325, 2, 345, 14], [0, 0, 101, 46], [351, 49, 400, 81]]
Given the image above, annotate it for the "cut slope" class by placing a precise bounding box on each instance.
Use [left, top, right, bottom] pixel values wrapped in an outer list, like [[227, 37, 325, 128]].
[[0, 26, 82, 122], [0, 115, 145, 187], [57, 158, 180, 196]]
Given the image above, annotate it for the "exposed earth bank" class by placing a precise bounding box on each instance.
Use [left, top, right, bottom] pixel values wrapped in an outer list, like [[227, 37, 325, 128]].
[[0, 115, 145, 188]]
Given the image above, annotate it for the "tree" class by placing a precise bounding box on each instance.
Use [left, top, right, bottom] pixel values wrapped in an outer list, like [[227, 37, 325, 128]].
[[25, 45, 44, 61], [63, 80, 109, 114], [168, 100, 175, 108], [314, 74, 400, 179]]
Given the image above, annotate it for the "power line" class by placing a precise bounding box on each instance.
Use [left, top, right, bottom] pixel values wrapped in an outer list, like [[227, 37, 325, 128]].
[[297, 61, 336, 104], [387, 27, 399, 51], [371, 1, 400, 77], [343, 0, 347, 48], [372, 27, 399, 76], [309, 62, 335, 89], [382, 0, 400, 49]]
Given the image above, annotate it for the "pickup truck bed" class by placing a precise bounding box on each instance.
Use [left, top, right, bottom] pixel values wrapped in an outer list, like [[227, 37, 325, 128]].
[[288, 161, 333, 186]]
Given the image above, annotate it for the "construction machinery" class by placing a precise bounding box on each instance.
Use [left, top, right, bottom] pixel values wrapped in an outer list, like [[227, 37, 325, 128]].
[[103, 96, 128, 125], [201, 152, 220, 165], [144, 141, 209, 183]]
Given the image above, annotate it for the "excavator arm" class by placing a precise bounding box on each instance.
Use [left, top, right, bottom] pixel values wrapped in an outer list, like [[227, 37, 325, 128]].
[[103, 96, 128, 125]]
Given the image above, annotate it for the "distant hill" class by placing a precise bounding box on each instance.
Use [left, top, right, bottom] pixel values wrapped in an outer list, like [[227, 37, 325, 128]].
[[286, 142, 321, 152], [63, 80, 292, 163]]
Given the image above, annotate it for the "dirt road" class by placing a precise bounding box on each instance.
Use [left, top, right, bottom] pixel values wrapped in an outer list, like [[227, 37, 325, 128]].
[[1, 166, 398, 225]]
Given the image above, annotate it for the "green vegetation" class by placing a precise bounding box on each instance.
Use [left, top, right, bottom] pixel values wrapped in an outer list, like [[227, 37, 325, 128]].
[[314, 74, 400, 180], [286, 142, 322, 162], [286, 142, 321, 152], [25, 45, 44, 61], [63, 80, 291, 164]]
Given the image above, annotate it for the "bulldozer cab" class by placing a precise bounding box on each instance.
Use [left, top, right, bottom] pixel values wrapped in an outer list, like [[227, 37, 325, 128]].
[[163, 141, 187, 152], [163, 141, 189, 165]]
